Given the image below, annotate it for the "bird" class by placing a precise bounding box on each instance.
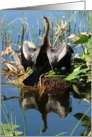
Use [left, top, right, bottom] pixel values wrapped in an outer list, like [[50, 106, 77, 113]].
[[47, 42, 74, 73], [21, 15, 51, 86], [21, 15, 73, 87]]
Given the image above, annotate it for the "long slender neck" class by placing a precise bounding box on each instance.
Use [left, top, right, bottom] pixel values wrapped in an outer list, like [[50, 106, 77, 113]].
[[42, 20, 50, 47]]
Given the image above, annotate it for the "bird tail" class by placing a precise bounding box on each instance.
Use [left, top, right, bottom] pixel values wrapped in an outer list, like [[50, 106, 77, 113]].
[[23, 71, 41, 86]]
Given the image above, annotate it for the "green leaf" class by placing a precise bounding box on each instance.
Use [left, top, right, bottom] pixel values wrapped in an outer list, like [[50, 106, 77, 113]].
[[73, 35, 91, 45], [73, 84, 80, 95], [77, 34, 89, 38], [2, 124, 20, 130], [27, 41, 35, 48], [85, 54, 91, 62], [85, 71, 91, 78], [73, 37, 88, 44], [2, 131, 23, 136], [88, 48, 91, 55], [1, 123, 23, 136], [64, 68, 90, 81], [44, 74, 66, 78], [87, 38, 91, 54], [73, 66, 81, 72]]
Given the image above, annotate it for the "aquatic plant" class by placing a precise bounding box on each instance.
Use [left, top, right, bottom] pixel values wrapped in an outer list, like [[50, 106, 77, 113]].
[[1, 101, 23, 136]]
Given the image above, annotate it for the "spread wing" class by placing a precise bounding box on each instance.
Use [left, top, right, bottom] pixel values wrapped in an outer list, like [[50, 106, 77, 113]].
[[47, 42, 67, 68], [21, 41, 40, 70]]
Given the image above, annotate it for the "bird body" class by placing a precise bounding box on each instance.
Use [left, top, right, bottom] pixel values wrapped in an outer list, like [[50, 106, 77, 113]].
[[21, 16, 73, 87]]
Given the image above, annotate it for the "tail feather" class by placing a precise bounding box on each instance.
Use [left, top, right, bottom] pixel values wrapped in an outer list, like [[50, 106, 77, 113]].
[[23, 71, 41, 86]]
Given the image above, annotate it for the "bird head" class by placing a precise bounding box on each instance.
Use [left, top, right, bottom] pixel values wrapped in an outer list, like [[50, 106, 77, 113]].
[[40, 15, 49, 24]]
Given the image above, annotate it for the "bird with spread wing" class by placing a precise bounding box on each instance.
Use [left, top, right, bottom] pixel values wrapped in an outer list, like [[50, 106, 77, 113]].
[[21, 16, 73, 87]]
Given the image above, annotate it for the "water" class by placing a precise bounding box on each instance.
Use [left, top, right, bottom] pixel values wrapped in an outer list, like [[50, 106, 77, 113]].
[[1, 11, 91, 136], [1, 84, 91, 136]]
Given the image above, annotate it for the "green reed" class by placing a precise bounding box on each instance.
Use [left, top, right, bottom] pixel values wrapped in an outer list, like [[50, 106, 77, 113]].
[[21, 14, 24, 46], [1, 100, 23, 136], [1, 11, 91, 53], [70, 106, 91, 136]]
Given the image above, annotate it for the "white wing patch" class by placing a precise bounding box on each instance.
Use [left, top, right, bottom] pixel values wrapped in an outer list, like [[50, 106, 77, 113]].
[[57, 46, 67, 62], [23, 41, 29, 60]]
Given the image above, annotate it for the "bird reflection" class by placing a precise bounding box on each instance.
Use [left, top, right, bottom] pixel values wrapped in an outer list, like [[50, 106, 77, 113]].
[[19, 89, 72, 132]]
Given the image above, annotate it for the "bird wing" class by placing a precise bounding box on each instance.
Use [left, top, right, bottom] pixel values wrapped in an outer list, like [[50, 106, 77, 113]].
[[21, 41, 40, 67], [47, 42, 67, 67]]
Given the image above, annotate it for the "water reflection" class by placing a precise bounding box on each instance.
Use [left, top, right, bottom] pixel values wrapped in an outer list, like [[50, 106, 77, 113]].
[[19, 89, 72, 132]]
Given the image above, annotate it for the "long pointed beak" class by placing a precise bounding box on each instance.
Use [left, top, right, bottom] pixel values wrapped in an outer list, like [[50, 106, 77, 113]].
[[40, 15, 44, 19]]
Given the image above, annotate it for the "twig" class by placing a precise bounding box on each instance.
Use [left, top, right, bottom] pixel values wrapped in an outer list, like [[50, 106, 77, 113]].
[[1, 58, 19, 66], [52, 11, 78, 47], [73, 44, 85, 49], [55, 37, 68, 48], [1, 95, 19, 101]]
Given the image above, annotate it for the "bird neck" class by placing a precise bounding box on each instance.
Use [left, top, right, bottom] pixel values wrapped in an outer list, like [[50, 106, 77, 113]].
[[42, 22, 51, 47]]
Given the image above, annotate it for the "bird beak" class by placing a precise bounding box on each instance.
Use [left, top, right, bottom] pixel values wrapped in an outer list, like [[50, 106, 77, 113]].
[[40, 15, 44, 19]]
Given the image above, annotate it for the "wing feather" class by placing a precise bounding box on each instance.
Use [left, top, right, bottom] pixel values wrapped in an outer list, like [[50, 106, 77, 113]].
[[21, 41, 40, 67], [47, 42, 67, 67]]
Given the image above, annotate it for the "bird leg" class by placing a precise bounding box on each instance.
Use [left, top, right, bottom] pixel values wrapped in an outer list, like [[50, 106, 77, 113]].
[[39, 73, 44, 87]]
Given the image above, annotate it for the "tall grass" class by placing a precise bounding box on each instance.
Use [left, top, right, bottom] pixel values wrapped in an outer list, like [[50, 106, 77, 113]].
[[1, 11, 91, 51], [1, 100, 23, 136]]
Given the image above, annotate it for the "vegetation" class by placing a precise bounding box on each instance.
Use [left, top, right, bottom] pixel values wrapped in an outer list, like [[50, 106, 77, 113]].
[[1, 101, 23, 136], [1, 11, 91, 136]]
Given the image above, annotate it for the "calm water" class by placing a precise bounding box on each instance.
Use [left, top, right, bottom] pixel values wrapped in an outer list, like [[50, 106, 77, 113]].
[[1, 84, 91, 136], [1, 11, 91, 136]]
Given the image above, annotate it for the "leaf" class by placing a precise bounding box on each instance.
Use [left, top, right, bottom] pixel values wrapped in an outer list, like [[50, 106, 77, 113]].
[[2, 124, 20, 130], [73, 37, 88, 44], [87, 38, 91, 49], [64, 68, 90, 81], [1, 123, 23, 136], [74, 58, 86, 63], [85, 54, 91, 62], [26, 41, 35, 48], [73, 84, 80, 95], [86, 71, 91, 78], [44, 74, 66, 78], [73, 35, 91, 45], [88, 48, 91, 55], [2, 131, 23, 136], [77, 34, 90, 38], [73, 66, 81, 72], [74, 113, 90, 121]]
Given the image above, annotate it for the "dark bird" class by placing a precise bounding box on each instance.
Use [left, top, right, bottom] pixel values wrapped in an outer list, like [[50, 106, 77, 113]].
[[21, 15, 73, 87], [21, 16, 51, 86]]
